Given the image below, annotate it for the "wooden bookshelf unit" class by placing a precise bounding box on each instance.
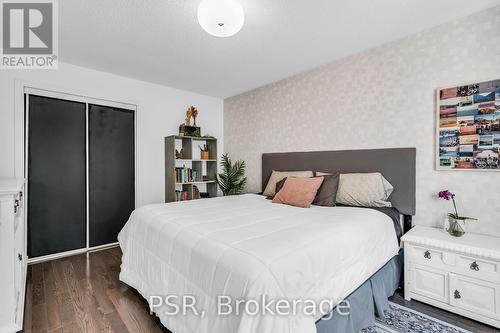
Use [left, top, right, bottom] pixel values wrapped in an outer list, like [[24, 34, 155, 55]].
[[165, 135, 218, 202]]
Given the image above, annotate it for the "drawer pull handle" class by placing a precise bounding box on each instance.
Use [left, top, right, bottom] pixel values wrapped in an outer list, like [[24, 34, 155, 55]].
[[454, 290, 461, 299], [470, 261, 480, 271], [423, 251, 431, 259]]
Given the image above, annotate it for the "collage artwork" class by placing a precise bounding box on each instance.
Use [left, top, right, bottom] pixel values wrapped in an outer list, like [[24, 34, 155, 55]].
[[438, 79, 500, 170]]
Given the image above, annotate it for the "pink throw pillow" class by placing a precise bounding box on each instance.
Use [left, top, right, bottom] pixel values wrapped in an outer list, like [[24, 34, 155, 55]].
[[272, 177, 324, 208]]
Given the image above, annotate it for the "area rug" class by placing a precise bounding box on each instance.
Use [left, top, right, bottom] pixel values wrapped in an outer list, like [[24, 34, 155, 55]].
[[361, 302, 472, 333]]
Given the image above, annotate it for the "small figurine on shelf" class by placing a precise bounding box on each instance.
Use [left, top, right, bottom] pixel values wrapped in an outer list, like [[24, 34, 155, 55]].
[[186, 106, 198, 126], [191, 106, 199, 126], [175, 148, 184, 159], [179, 106, 201, 137], [185, 108, 192, 126]]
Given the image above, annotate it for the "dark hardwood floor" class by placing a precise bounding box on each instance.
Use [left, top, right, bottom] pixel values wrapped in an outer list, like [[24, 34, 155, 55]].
[[22, 248, 499, 333], [22, 247, 170, 333]]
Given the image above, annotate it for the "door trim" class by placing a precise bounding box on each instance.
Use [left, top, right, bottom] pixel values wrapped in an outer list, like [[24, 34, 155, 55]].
[[21, 86, 137, 263], [28, 242, 120, 265], [28, 248, 88, 265], [86, 103, 90, 250]]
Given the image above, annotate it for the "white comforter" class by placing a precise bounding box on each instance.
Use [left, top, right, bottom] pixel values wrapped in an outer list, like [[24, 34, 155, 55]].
[[118, 194, 399, 333]]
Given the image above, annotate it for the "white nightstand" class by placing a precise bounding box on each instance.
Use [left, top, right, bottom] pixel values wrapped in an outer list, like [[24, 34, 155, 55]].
[[402, 226, 500, 329]]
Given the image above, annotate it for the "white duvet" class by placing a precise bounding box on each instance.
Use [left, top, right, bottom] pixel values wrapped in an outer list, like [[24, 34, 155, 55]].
[[118, 194, 399, 333]]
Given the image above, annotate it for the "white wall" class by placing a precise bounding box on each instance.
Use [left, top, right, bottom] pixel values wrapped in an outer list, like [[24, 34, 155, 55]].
[[224, 7, 500, 236], [0, 62, 224, 206]]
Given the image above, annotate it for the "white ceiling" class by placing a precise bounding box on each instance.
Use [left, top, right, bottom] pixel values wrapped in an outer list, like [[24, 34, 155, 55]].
[[60, 0, 500, 98]]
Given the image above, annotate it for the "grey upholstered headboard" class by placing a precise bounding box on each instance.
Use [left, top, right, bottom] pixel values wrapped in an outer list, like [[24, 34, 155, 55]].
[[262, 148, 416, 217]]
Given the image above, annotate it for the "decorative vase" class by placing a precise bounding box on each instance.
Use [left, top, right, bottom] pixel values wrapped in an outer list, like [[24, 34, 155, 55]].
[[446, 215, 466, 237]]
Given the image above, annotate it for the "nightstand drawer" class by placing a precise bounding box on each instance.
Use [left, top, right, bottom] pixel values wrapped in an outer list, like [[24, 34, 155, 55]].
[[449, 273, 499, 320], [455, 255, 500, 282], [411, 265, 449, 303], [409, 245, 453, 268]]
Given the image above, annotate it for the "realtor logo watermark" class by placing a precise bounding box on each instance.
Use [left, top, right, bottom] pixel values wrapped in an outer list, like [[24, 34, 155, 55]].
[[149, 294, 352, 321], [1, 0, 58, 69]]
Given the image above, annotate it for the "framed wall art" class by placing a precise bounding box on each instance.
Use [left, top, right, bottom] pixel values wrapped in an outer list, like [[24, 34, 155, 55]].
[[437, 78, 500, 171]]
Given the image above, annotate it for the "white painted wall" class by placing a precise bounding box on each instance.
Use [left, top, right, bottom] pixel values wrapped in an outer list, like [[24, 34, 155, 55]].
[[224, 7, 500, 236], [0, 62, 224, 206]]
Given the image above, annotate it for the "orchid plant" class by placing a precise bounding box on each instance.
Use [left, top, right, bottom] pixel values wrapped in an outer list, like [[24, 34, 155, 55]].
[[438, 190, 476, 221], [438, 190, 476, 237]]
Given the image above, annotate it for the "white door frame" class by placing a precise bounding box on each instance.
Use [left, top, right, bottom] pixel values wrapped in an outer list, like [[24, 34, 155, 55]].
[[15, 81, 138, 264]]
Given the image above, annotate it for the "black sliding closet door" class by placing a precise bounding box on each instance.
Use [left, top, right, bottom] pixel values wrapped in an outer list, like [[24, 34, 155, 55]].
[[28, 95, 87, 258], [89, 105, 135, 247]]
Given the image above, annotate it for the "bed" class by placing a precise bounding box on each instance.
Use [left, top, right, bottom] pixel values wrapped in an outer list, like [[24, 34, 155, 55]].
[[118, 147, 416, 333]]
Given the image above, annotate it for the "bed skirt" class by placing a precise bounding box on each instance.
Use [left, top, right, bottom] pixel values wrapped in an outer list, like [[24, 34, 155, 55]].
[[316, 250, 403, 333]]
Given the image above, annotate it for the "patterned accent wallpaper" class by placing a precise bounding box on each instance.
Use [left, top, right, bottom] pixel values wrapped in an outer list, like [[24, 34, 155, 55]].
[[224, 6, 500, 236]]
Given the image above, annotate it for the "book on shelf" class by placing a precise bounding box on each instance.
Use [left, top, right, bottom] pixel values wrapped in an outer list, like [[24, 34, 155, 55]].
[[174, 166, 198, 183], [175, 190, 189, 201], [192, 186, 200, 200]]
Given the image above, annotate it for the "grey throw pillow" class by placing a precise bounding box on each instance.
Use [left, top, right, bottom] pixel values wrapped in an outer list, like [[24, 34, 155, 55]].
[[313, 174, 339, 206]]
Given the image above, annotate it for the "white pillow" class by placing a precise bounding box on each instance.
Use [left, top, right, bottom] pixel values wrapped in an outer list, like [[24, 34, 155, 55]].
[[262, 170, 314, 197], [336, 173, 393, 207]]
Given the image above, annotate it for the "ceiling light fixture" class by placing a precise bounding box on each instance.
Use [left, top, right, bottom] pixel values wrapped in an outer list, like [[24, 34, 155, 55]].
[[197, 0, 245, 38]]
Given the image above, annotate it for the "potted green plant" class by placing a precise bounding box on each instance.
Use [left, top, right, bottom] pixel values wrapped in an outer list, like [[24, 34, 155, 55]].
[[217, 153, 247, 196]]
